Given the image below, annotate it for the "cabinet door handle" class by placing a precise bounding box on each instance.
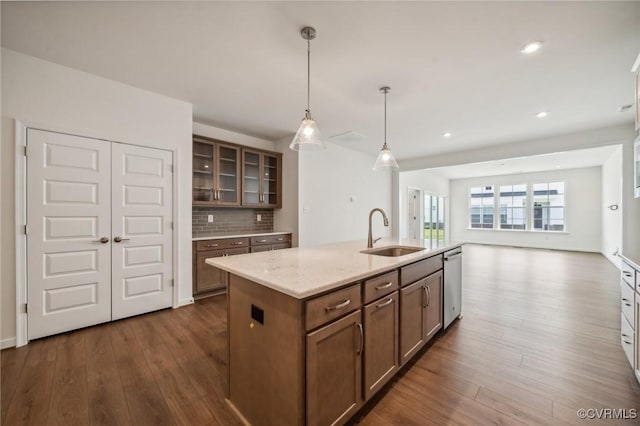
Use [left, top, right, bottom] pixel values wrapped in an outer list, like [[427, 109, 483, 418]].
[[427, 286, 431, 307], [375, 282, 393, 291], [623, 339, 633, 345], [93, 237, 109, 243], [325, 299, 350, 312], [113, 236, 130, 243], [423, 286, 428, 308], [623, 272, 633, 277], [622, 298, 632, 306], [357, 323, 364, 355], [376, 297, 394, 309]]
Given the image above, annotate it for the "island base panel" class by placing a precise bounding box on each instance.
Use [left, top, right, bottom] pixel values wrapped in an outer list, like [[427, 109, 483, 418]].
[[228, 274, 305, 426]]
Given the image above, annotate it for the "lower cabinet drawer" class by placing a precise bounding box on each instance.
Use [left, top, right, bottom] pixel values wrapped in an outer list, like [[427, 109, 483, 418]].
[[401, 255, 442, 287], [621, 313, 635, 368], [621, 280, 635, 327], [305, 284, 361, 331]]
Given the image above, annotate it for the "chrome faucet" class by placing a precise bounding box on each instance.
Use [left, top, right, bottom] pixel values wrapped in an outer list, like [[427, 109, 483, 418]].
[[367, 208, 389, 248]]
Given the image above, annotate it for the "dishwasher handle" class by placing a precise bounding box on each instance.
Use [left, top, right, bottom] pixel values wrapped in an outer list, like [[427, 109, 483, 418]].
[[444, 251, 462, 261]]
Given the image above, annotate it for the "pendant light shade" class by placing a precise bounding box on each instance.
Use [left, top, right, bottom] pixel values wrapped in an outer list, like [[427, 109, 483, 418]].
[[290, 27, 325, 151], [373, 87, 399, 171]]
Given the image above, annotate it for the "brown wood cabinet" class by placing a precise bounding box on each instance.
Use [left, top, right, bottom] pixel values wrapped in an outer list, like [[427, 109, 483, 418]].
[[193, 238, 249, 297], [306, 310, 363, 426], [363, 291, 399, 400], [400, 270, 443, 366], [250, 234, 291, 253], [193, 137, 241, 206], [242, 149, 282, 208], [193, 233, 291, 298], [225, 249, 454, 425]]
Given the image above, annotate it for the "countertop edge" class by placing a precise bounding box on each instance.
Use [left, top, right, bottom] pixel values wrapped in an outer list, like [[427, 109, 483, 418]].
[[207, 241, 463, 299], [193, 231, 292, 241], [618, 252, 640, 271]]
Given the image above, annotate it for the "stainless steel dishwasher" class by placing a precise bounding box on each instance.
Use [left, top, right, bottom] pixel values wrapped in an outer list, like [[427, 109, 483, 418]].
[[444, 246, 463, 329]]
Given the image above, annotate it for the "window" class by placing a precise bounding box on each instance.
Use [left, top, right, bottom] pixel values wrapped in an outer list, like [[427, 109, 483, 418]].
[[469, 186, 494, 229], [533, 182, 565, 231], [499, 184, 527, 230]]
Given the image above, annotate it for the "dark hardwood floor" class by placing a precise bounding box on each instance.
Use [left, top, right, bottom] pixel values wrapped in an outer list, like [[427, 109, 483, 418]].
[[2, 244, 640, 425]]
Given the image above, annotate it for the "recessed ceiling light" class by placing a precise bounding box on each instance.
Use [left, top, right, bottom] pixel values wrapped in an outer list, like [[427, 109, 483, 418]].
[[535, 111, 549, 118], [443, 132, 452, 138], [521, 41, 543, 54]]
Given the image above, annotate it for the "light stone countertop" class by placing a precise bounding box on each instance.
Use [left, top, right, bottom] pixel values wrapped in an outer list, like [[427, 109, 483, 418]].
[[192, 231, 292, 241], [206, 238, 463, 299]]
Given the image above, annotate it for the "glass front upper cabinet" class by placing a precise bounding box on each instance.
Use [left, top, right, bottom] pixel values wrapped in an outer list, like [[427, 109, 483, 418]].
[[193, 137, 240, 206], [242, 149, 281, 207]]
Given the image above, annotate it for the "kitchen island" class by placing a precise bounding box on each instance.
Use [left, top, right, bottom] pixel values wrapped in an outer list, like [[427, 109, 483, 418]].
[[207, 238, 463, 426]]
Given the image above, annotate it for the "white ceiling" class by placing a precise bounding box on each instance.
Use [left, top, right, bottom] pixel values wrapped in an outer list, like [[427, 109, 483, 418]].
[[424, 145, 620, 180], [2, 2, 639, 161]]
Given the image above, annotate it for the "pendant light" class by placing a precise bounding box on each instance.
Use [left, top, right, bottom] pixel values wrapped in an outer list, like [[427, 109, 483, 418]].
[[373, 86, 399, 170], [290, 26, 325, 151]]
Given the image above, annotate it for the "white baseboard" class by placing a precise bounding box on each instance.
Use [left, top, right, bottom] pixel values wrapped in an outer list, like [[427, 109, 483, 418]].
[[1, 338, 17, 350], [178, 297, 194, 307]]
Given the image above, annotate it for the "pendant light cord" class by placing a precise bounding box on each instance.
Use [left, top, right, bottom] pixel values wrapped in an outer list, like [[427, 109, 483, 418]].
[[384, 89, 387, 145], [307, 39, 311, 114]]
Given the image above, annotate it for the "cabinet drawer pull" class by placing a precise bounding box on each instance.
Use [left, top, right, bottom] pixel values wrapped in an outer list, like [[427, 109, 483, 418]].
[[623, 339, 632, 345], [232, 242, 244, 246], [276, 238, 284, 241], [325, 299, 350, 312], [256, 239, 267, 243], [205, 243, 219, 248], [375, 282, 393, 291], [622, 333, 631, 338], [357, 323, 364, 355], [622, 298, 632, 306], [623, 272, 633, 277], [376, 297, 394, 309]]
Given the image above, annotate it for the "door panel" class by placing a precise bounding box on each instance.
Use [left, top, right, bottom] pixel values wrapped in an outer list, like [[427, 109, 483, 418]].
[[425, 271, 443, 340], [111, 144, 173, 320], [400, 279, 427, 365], [27, 129, 112, 339]]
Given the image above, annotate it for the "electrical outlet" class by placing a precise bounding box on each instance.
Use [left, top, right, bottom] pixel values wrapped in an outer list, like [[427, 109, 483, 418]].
[[207, 215, 213, 223], [257, 214, 262, 222]]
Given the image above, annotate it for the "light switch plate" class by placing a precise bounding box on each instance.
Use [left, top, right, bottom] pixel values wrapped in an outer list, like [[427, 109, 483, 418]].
[[257, 214, 262, 222], [207, 215, 213, 223]]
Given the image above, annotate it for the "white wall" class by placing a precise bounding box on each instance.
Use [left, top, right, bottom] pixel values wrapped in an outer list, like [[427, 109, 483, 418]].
[[298, 141, 392, 247], [193, 121, 275, 152], [398, 169, 450, 240], [1, 49, 193, 345], [601, 146, 623, 266], [449, 167, 602, 252], [273, 138, 299, 246]]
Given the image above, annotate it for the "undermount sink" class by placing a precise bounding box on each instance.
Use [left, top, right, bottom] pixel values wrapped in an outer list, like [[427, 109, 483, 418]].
[[361, 245, 424, 257]]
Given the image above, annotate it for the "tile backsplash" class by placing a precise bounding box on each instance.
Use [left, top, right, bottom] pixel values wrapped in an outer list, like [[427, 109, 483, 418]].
[[192, 207, 274, 237]]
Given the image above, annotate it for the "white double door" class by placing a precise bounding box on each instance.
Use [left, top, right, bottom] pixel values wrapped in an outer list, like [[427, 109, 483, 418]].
[[26, 129, 173, 340]]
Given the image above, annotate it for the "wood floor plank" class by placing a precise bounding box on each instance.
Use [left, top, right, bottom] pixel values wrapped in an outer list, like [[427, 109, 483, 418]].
[[3, 336, 60, 425]]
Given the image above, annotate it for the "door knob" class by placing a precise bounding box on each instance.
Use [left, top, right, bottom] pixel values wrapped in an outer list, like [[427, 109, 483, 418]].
[[93, 237, 109, 243], [113, 236, 130, 243]]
